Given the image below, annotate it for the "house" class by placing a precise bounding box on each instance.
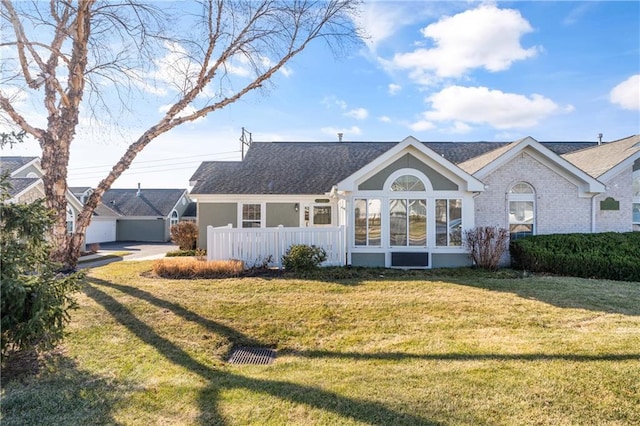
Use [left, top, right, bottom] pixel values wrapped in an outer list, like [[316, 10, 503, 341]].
[[190, 135, 640, 268], [1, 156, 84, 233], [94, 186, 192, 242]]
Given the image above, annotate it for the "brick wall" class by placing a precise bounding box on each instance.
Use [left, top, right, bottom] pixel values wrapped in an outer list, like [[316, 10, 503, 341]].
[[474, 152, 592, 234], [594, 167, 633, 233]]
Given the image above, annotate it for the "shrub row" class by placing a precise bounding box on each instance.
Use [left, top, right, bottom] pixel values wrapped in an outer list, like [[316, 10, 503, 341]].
[[510, 232, 640, 282]]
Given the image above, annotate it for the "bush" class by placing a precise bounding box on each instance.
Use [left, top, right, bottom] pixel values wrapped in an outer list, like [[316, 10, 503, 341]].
[[282, 244, 327, 272], [510, 232, 640, 281], [464, 226, 509, 271], [1, 176, 83, 357], [170, 221, 198, 250], [153, 258, 244, 279]]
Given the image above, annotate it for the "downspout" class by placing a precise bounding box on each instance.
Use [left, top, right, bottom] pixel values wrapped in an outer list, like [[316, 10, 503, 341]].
[[591, 192, 599, 233]]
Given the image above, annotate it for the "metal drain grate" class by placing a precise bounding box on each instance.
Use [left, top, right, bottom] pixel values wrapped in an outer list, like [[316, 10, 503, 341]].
[[227, 347, 276, 365]]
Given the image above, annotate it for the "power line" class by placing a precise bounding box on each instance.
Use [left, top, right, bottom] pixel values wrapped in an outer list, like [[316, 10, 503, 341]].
[[68, 155, 238, 176], [68, 150, 241, 171]]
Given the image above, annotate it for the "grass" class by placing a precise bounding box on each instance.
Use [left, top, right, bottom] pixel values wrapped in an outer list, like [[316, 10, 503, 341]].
[[2, 262, 639, 425], [152, 257, 244, 278]]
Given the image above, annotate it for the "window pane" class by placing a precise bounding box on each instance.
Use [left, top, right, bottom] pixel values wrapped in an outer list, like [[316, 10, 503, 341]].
[[389, 199, 407, 246], [509, 201, 534, 224], [449, 199, 462, 246], [409, 199, 427, 246], [435, 199, 447, 246], [243, 204, 261, 221], [313, 206, 331, 225], [391, 175, 426, 191], [633, 203, 640, 223], [510, 182, 534, 194], [242, 221, 261, 228], [354, 199, 367, 245], [368, 199, 381, 246]]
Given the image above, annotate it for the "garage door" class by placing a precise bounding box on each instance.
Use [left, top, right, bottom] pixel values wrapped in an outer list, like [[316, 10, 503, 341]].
[[85, 219, 117, 244]]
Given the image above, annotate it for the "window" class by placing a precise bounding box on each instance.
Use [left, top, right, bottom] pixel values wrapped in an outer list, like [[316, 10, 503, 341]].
[[313, 206, 332, 225], [170, 210, 179, 227], [66, 206, 75, 234], [508, 182, 535, 239], [389, 199, 427, 246], [435, 199, 462, 246], [354, 199, 381, 246], [242, 203, 261, 228], [390, 175, 426, 191]]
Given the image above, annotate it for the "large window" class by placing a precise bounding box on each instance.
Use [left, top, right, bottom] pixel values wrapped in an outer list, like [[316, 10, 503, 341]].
[[66, 206, 75, 234], [354, 199, 381, 246], [241, 204, 262, 228], [170, 210, 179, 227], [435, 199, 462, 246], [508, 182, 535, 239], [391, 175, 426, 191], [389, 199, 427, 246]]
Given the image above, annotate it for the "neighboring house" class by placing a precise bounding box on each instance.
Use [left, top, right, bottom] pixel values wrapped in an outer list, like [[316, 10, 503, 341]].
[[1, 156, 84, 233], [190, 135, 640, 268], [70, 187, 121, 245], [99, 187, 192, 242]]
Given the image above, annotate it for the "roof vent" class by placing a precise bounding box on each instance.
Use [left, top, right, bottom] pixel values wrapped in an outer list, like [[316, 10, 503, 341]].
[[136, 183, 141, 197], [337, 132, 343, 142], [597, 133, 603, 145]]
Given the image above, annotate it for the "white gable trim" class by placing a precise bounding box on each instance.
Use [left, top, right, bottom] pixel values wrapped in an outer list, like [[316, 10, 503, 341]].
[[473, 137, 605, 195], [10, 157, 42, 178], [337, 136, 485, 192]]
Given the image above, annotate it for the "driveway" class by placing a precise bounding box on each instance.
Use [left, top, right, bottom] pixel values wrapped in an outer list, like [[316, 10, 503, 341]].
[[79, 241, 178, 269]]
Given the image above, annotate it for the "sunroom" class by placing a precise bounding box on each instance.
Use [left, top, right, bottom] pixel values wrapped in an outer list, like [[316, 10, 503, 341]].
[[336, 137, 485, 269]]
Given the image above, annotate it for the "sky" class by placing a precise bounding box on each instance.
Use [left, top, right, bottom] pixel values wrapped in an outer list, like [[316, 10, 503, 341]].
[[2, 0, 639, 190]]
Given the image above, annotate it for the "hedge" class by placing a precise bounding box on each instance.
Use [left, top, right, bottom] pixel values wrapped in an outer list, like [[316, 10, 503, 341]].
[[510, 232, 640, 282]]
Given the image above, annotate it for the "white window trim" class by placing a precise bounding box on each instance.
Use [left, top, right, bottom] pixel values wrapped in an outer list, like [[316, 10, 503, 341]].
[[508, 181, 536, 236], [169, 209, 179, 227], [238, 202, 265, 228], [384, 168, 433, 193], [66, 206, 75, 234]]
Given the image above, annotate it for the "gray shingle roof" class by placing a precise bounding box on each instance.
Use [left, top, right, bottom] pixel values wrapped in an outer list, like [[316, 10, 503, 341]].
[[0, 156, 38, 175], [5, 177, 39, 197], [101, 188, 186, 217], [183, 201, 197, 217], [190, 140, 598, 195]]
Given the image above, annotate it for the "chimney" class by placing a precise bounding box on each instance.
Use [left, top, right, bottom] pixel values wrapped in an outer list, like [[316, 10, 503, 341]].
[[136, 183, 141, 196], [597, 133, 603, 145], [337, 132, 343, 142]]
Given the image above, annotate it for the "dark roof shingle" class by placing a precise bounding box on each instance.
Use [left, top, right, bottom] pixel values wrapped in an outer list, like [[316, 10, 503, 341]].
[[101, 188, 186, 217], [190, 140, 598, 195]]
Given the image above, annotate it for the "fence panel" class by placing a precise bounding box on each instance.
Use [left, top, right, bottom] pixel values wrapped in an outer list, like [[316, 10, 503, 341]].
[[207, 225, 345, 268]]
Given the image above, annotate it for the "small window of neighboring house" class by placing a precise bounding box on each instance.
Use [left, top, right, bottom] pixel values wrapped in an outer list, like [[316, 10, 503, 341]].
[[66, 206, 75, 234], [241, 203, 262, 228], [633, 170, 640, 231], [508, 182, 535, 239], [170, 210, 179, 227]]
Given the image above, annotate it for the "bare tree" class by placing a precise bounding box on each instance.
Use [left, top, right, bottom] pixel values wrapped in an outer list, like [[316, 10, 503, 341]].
[[0, 0, 361, 269]]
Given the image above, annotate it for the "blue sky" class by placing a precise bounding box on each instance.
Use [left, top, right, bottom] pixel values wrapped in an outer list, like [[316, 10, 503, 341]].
[[3, 1, 639, 189]]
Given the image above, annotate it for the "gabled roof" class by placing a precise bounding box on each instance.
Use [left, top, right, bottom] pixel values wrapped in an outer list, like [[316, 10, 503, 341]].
[[183, 201, 197, 217], [190, 138, 596, 195], [0, 156, 39, 175], [562, 135, 640, 180], [459, 136, 605, 194], [101, 188, 187, 217], [4, 177, 40, 198]]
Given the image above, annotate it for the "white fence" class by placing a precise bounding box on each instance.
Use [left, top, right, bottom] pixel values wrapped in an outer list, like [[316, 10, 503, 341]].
[[207, 225, 345, 268]]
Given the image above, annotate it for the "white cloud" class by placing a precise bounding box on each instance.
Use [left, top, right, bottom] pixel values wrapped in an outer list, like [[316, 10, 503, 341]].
[[322, 95, 348, 110], [344, 107, 369, 120], [409, 120, 435, 132], [388, 83, 402, 95], [378, 115, 392, 123], [446, 121, 472, 134], [279, 66, 293, 78], [610, 75, 640, 110], [356, 2, 425, 52], [320, 126, 362, 138], [424, 86, 562, 129], [392, 4, 539, 80]]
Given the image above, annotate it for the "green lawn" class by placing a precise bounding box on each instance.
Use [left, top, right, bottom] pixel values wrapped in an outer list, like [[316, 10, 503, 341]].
[[2, 262, 639, 425]]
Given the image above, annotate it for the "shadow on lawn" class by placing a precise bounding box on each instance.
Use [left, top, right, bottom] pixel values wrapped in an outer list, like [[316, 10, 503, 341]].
[[1, 350, 123, 425], [85, 278, 436, 425]]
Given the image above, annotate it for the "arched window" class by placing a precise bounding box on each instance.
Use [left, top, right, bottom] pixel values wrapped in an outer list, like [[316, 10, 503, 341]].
[[508, 182, 535, 239], [170, 210, 179, 227], [390, 175, 426, 191]]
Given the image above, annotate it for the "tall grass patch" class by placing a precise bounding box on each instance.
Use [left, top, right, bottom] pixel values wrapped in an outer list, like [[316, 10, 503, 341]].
[[152, 258, 244, 279]]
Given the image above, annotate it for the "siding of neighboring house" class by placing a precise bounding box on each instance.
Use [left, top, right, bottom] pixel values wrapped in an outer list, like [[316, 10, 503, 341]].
[[198, 203, 237, 248], [475, 152, 592, 234], [117, 219, 166, 242], [11, 163, 40, 178], [594, 167, 634, 233]]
